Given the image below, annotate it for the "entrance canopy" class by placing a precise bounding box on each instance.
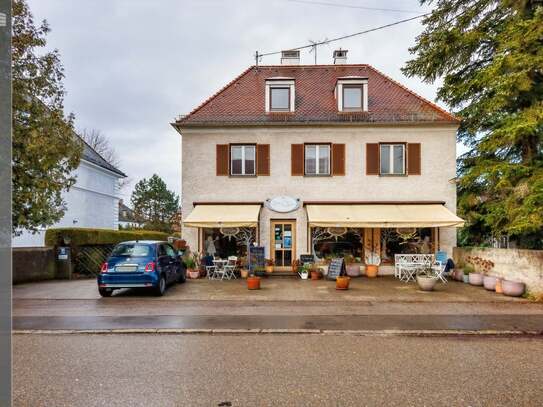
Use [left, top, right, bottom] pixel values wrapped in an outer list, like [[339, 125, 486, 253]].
[[183, 204, 261, 228], [306, 204, 464, 228]]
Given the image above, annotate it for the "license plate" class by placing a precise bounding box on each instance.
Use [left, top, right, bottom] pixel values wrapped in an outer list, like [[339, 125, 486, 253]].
[[115, 264, 138, 272]]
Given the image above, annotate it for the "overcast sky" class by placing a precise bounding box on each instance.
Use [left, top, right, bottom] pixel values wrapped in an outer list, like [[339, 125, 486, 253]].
[[28, 0, 450, 204]]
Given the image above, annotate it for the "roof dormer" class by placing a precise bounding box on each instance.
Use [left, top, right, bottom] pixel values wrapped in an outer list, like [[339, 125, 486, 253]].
[[265, 77, 295, 113], [335, 76, 368, 112]]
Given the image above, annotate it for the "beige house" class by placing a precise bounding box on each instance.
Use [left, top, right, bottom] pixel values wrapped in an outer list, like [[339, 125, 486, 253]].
[[173, 50, 463, 273]]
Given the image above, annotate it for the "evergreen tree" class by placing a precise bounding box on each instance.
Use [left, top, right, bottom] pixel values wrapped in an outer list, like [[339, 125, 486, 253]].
[[403, 0, 543, 248], [130, 174, 179, 233], [12, 0, 82, 233]]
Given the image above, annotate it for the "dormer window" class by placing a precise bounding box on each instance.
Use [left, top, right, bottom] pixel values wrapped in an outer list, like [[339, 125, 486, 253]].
[[265, 78, 295, 113], [336, 77, 368, 112]]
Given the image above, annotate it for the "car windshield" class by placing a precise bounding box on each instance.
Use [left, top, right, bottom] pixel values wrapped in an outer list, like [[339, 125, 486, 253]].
[[111, 243, 153, 257]]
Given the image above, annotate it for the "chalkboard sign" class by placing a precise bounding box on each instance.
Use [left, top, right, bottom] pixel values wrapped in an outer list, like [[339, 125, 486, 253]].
[[327, 258, 345, 280], [300, 254, 314, 265], [249, 246, 265, 271]]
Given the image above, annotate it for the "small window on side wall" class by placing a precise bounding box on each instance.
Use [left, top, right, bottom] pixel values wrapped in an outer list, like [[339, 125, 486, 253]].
[[380, 144, 405, 175], [342, 85, 363, 110], [270, 87, 290, 111], [230, 145, 256, 176]]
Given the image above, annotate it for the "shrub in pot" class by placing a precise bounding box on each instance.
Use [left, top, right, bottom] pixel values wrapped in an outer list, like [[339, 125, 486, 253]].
[[345, 255, 361, 277], [336, 276, 350, 290], [416, 268, 438, 291], [364, 252, 381, 278], [299, 263, 310, 280], [462, 270, 470, 283], [501, 280, 525, 297], [310, 265, 321, 280], [265, 258, 274, 274], [184, 255, 200, 279]]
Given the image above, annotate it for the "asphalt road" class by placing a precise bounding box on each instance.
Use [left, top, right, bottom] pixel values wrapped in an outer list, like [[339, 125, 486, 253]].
[[13, 334, 543, 407]]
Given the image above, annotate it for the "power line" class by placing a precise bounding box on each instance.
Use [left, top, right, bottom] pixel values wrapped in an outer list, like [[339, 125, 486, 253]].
[[286, 0, 422, 14], [256, 13, 428, 63]]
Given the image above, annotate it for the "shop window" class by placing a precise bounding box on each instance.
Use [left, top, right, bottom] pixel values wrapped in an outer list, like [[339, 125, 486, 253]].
[[380, 228, 433, 265], [312, 228, 363, 259]]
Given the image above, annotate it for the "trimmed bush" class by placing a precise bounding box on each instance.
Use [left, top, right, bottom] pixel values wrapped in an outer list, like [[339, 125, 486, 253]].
[[45, 228, 169, 247]]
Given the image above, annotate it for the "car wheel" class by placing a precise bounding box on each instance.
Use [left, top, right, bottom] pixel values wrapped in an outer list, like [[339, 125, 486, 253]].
[[99, 288, 113, 297], [155, 275, 166, 296], [177, 268, 186, 284]]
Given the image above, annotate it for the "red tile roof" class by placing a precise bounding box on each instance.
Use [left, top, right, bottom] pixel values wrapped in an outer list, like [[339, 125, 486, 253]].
[[175, 64, 458, 126]]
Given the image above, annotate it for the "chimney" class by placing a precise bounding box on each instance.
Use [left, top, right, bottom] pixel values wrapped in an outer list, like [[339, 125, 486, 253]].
[[333, 49, 348, 64], [281, 50, 300, 65]]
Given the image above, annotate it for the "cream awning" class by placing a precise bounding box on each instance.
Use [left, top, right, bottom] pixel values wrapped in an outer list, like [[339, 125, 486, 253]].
[[183, 204, 261, 228], [306, 204, 464, 228]]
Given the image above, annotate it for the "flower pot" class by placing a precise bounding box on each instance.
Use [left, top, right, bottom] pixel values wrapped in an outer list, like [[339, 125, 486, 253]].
[[318, 265, 329, 276], [346, 264, 361, 277], [265, 265, 274, 274], [462, 274, 470, 283], [336, 276, 350, 290], [247, 276, 261, 290], [188, 269, 200, 279], [310, 271, 321, 280], [416, 275, 438, 291], [365, 265, 378, 278], [483, 275, 497, 291], [468, 272, 484, 286], [240, 269, 249, 279], [455, 269, 464, 281], [501, 280, 525, 297], [495, 278, 503, 294], [299, 271, 309, 280]]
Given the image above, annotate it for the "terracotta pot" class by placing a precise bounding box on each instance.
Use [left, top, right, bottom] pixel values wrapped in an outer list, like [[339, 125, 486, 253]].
[[502, 280, 525, 297], [240, 269, 249, 279], [265, 265, 274, 274], [365, 265, 378, 278], [310, 271, 321, 280], [469, 272, 484, 286], [416, 275, 438, 291], [188, 269, 200, 279], [346, 264, 361, 277], [336, 276, 350, 290], [495, 278, 503, 294], [483, 275, 497, 291], [247, 276, 261, 290]]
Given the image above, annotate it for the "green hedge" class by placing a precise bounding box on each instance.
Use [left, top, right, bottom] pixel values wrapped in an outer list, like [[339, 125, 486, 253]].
[[45, 228, 170, 247]]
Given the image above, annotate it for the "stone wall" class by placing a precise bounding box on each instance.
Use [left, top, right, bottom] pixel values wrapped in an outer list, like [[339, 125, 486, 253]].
[[13, 247, 56, 284], [453, 247, 543, 295]]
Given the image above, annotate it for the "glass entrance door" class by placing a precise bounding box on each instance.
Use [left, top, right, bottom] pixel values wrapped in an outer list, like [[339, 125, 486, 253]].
[[271, 221, 296, 271]]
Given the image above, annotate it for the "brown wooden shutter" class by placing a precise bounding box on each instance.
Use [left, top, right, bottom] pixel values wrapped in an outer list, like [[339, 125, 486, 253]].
[[216, 144, 229, 176], [331, 144, 345, 176], [291, 144, 304, 176], [256, 144, 270, 176], [407, 143, 421, 175], [366, 143, 379, 175]]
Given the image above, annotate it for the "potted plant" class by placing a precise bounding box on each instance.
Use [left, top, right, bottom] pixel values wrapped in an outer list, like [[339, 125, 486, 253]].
[[466, 256, 484, 286], [184, 255, 200, 279], [336, 275, 350, 290], [299, 263, 310, 280], [501, 280, 525, 297], [463, 264, 474, 283], [345, 254, 361, 277], [247, 271, 261, 290], [416, 267, 438, 291], [364, 252, 381, 278], [316, 256, 331, 276], [239, 256, 249, 279], [265, 258, 274, 274], [310, 265, 321, 280]]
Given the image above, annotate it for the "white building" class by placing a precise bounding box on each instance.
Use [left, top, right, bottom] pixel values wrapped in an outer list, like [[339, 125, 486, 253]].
[[12, 138, 126, 247], [173, 51, 464, 272]]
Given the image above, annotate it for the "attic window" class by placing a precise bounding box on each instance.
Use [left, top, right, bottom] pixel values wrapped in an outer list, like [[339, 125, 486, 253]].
[[336, 77, 368, 112], [342, 85, 363, 110], [265, 78, 295, 113]]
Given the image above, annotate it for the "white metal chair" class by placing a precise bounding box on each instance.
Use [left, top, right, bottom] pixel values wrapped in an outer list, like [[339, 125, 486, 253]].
[[395, 254, 435, 282], [224, 256, 238, 279]]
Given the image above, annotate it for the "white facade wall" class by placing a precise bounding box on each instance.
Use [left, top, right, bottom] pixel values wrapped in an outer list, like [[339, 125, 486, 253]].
[[12, 160, 122, 247], [180, 125, 459, 258]]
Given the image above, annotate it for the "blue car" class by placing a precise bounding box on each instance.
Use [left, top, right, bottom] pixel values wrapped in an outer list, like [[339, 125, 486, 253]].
[[97, 240, 186, 297]]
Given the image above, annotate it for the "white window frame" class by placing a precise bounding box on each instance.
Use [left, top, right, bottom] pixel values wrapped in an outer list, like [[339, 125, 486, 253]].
[[305, 144, 330, 176], [380, 144, 405, 175], [265, 78, 295, 113], [230, 145, 256, 176], [336, 77, 368, 112]]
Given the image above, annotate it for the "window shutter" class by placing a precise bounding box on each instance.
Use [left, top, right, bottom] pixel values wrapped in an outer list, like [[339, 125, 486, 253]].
[[366, 143, 379, 175], [331, 144, 345, 176], [256, 144, 270, 176], [407, 143, 421, 175], [291, 144, 304, 176], [216, 144, 229, 176]]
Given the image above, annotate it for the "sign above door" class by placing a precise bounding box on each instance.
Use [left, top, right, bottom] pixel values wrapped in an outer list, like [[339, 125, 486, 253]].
[[266, 196, 300, 213]]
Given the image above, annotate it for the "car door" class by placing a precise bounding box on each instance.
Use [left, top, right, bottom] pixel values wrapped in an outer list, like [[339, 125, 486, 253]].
[[164, 244, 178, 282], [157, 244, 172, 282]]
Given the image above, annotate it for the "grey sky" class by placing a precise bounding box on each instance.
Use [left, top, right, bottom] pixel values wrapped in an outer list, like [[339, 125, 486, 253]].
[[28, 0, 451, 204]]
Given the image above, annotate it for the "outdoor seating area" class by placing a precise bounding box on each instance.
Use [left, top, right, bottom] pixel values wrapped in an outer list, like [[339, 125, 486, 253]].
[[203, 256, 238, 280]]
